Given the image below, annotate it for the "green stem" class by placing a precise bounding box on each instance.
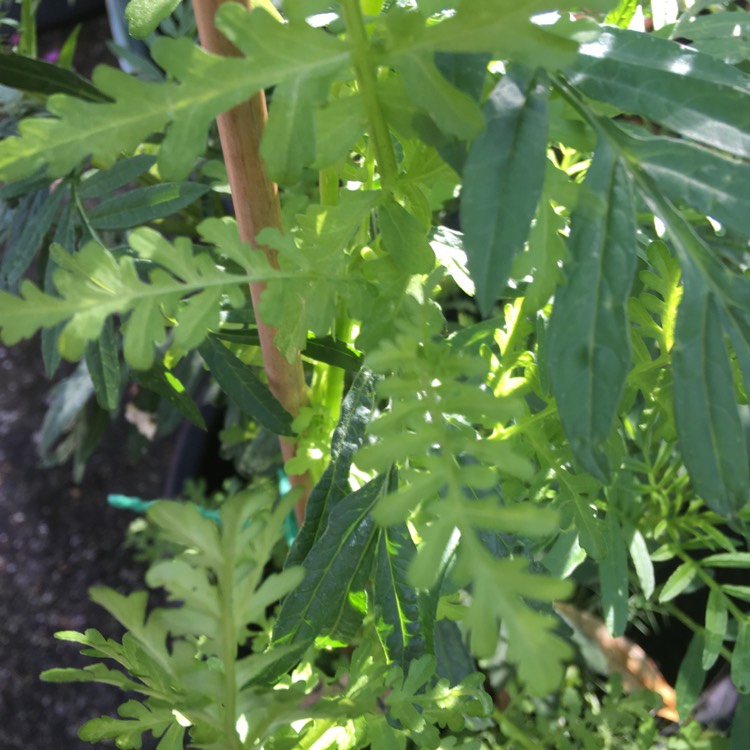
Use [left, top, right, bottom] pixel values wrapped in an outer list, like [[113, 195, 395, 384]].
[[340, 0, 398, 189], [219, 539, 242, 750], [319, 166, 340, 207], [19, 0, 37, 58]]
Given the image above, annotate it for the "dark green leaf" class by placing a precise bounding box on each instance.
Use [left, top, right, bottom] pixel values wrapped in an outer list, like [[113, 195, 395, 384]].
[[568, 27, 750, 158], [373, 523, 425, 670], [732, 693, 750, 750], [0, 52, 111, 102], [1, 184, 66, 291], [732, 619, 750, 694], [302, 335, 363, 371], [548, 144, 637, 481], [629, 134, 750, 237], [389, 50, 484, 141], [287, 368, 378, 566], [78, 154, 157, 199], [434, 52, 490, 104], [198, 335, 293, 436], [672, 275, 749, 518], [461, 65, 549, 315], [675, 632, 706, 721], [599, 511, 629, 636], [434, 619, 475, 687], [132, 361, 206, 431], [88, 182, 210, 230], [269, 474, 386, 677], [213, 329, 363, 371], [85, 317, 121, 411], [703, 588, 727, 671]]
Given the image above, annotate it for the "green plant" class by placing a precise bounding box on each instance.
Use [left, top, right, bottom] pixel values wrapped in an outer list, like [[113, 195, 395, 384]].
[[1, 0, 750, 747]]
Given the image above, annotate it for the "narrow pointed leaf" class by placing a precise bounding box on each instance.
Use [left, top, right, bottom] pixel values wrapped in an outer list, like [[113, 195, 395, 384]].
[[132, 362, 206, 431], [85, 317, 121, 411], [548, 144, 637, 481], [732, 619, 750, 694], [373, 523, 425, 670], [88, 182, 210, 230], [658, 562, 697, 603], [78, 154, 158, 199], [676, 633, 706, 721], [269, 475, 386, 676], [672, 277, 749, 518], [198, 335, 294, 436], [703, 588, 727, 671], [0, 52, 110, 102], [626, 524, 654, 600], [599, 511, 629, 636], [461, 66, 549, 315], [287, 368, 378, 566], [1, 184, 66, 291]]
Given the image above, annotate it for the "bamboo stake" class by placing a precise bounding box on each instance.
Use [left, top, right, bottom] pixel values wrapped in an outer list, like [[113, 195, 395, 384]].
[[193, 0, 310, 523]]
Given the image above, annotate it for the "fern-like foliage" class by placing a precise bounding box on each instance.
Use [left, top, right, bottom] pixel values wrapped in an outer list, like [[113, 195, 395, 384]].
[[0, 220, 271, 369], [356, 297, 573, 693]]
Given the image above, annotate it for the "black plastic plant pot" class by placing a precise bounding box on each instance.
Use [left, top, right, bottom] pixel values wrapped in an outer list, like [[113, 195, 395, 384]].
[[2, 0, 105, 31]]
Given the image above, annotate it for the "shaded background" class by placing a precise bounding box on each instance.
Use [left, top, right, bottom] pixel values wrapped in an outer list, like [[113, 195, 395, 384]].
[[0, 9, 173, 747]]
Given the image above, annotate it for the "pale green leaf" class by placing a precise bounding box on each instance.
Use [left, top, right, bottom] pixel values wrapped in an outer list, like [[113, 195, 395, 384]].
[[0, 7, 349, 182], [658, 561, 697, 603], [703, 588, 727, 670], [379, 198, 434, 274], [125, 0, 181, 38], [599, 511, 629, 636], [626, 525, 654, 600], [261, 71, 336, 183]]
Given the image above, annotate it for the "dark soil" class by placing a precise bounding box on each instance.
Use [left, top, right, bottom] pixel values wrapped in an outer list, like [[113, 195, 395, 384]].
[[0, 336, 173, 748]]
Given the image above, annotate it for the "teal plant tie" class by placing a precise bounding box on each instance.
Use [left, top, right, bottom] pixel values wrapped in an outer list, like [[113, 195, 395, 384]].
[[107, 469, 298, 545]]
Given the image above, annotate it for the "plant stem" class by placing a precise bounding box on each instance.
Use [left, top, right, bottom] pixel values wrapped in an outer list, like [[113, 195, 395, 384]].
[[219, 535, 242, 750], [19, 0, 37, 58], [340, 0, 399, 190], [193, 0, 311, 523]]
